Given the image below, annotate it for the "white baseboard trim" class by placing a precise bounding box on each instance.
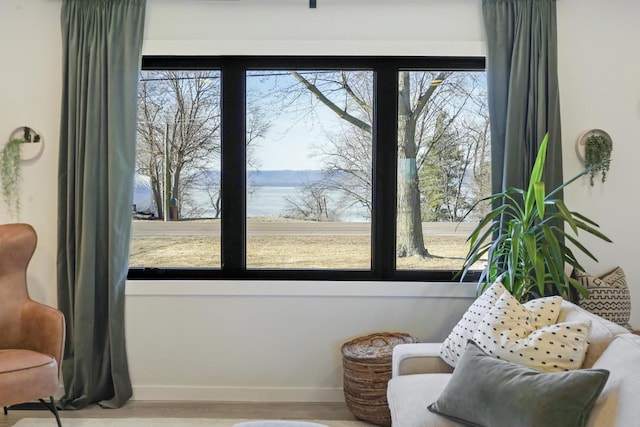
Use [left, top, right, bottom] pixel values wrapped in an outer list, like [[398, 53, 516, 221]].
[[131, 386, 345, 402]]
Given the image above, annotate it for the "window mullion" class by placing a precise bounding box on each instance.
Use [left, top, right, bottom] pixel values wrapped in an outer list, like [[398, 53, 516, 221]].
[[221, 60, 247, 273], [372, 63, 399, 279]]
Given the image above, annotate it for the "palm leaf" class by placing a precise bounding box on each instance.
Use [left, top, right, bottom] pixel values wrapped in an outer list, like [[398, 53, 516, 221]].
[[552, 226, 600, 262]]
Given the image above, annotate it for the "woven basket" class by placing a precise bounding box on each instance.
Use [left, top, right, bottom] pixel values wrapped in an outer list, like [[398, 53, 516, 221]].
[[341, 332, 417, 426]]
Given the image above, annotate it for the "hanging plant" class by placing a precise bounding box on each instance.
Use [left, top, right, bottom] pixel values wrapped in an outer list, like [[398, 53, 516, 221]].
[[0, 138, 23, 218], [584, 133, 612, 186]]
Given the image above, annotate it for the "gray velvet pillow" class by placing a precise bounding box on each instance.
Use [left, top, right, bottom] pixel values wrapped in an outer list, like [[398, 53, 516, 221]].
[[428, 341, 609, 427]]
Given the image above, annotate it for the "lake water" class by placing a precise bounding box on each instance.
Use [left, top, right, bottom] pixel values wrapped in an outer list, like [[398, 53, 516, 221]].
[[187, 186, 370, 222]]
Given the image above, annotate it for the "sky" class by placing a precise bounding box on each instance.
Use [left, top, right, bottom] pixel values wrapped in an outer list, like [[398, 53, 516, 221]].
[[251, 112, 328, 170], [246, 70, 372, 171]]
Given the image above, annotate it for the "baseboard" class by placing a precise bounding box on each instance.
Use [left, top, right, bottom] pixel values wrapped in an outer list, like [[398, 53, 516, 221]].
[[131, 385, 345, 402]]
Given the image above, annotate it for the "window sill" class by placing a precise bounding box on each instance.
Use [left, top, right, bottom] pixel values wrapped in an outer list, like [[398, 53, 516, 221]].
[[125, 280, 478, 298]]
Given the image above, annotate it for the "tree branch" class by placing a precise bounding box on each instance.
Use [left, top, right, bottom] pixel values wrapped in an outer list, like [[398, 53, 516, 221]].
[[412, 71, 449, 121], [291, 72, 372, 133], [341, 72, 373, 115]]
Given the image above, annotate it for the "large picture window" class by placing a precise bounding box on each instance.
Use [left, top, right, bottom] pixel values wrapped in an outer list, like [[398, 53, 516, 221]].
[[129, 56, 488, 281]]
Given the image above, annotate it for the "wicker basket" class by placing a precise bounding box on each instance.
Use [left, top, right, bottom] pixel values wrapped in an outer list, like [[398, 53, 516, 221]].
[[341, 332, 417, 426]]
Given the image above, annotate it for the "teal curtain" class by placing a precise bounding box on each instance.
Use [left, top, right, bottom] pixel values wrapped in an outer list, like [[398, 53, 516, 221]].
[[483, 0, 563, 193], [57, 0, 145, 409]]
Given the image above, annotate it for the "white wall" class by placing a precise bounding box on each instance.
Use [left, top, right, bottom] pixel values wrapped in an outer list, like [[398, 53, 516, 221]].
[[1, 0, 639, 403], [143, 0, 485, 56], [126, 281, 473, 401], [0, 1, 62, 305], [556, 0, 640, 325]]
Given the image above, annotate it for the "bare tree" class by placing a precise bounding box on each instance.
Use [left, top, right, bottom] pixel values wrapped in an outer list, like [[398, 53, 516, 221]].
[[137, 70, 220, 219], [192, 106, 271, 219], [289, 70, 473, 258], [137, 70, 270, 219], [285, 181, 335, 221], [319, 126, 372, 216], [214, 69, 489, 258]]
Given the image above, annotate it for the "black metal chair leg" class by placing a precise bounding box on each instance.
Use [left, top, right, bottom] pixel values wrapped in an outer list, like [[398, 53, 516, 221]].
[[38, 397, 62, 427], [3, 406, 7, 415]]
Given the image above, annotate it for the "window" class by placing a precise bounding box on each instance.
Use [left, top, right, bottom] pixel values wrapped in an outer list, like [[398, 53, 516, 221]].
[[245, 69, 373, 269], [396, 70, 490, 270], [129, 56, 488, 281], [131, 69, 222, 269]]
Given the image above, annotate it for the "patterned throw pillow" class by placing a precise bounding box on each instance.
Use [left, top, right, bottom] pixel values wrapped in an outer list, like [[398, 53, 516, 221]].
[[574, 267, 631, 326], [473, 291, 591, 372], [439, 281, 507, 367]]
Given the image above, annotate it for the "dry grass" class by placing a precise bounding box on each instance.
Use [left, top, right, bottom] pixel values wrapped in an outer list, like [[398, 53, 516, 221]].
[[130, 234, 472, 270]]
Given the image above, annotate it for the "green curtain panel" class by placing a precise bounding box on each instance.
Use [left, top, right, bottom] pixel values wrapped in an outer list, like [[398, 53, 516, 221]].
[[57, 0, 145, 409], [483, 0, 563, 193]]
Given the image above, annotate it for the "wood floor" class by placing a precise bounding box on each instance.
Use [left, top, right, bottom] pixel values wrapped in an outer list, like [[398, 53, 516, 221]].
[[1, 401, 362, 427]]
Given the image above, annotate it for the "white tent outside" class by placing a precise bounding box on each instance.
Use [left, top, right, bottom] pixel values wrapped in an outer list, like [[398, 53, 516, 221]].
[[133, 173, 156, 216]]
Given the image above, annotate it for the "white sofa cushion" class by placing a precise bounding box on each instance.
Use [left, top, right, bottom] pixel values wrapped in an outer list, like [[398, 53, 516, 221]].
[[387, 373, 463, 427], [587, 334, 640, 427]]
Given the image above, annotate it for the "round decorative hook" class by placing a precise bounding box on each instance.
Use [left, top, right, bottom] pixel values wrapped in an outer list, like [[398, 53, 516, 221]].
[[575, 128, 611, 165], [7, 126, 44, 161]]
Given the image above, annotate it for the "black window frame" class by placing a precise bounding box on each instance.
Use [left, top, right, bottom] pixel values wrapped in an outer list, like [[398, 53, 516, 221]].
[[128, 55, 486, 282]]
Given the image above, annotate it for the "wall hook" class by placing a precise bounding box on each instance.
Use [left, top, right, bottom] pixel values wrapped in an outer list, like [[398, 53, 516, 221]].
[[6, 126, 45, 161]]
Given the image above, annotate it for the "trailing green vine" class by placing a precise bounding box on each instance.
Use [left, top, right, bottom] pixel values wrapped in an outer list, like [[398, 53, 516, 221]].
[[584, 134, 612, 186], [1, 138, 23, 218]]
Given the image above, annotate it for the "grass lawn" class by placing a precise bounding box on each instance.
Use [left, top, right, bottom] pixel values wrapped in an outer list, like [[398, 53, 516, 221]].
[[130, 232, 475, 270]]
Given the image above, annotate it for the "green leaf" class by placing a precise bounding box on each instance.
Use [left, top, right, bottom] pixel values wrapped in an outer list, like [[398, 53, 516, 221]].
[[534, 247, 548, 295], [546, 168, 589, 199], [554, 200, 578, 234], [531, 134, 548, 184], [542, 245, 562, 290], [525, 134, 548, 216], [457, 244, 491, 281], [533, 181, 545, 219], [522, 231, 536, 268], [574, 220, 613, 243], [571, 210, 600, 227], [561, 246, 586, 273], [569, 276, 589, 298], [553, 227, 599, 262], [541, 225, 563, 265]]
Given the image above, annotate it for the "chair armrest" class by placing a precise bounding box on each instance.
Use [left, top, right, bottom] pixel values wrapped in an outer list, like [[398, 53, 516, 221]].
[[20, 300, 66, 370], [392, 343, 454, 377]]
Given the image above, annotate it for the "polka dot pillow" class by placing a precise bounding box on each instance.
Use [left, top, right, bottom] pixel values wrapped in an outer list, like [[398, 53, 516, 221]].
[[473, 291, 591, 372], [439, 281, 507, 367]]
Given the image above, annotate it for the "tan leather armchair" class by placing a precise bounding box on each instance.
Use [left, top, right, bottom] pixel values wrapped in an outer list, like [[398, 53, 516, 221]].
[[0, 223, 65, 427]]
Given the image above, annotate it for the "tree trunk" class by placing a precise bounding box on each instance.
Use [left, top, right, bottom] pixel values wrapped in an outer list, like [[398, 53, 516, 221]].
[[172, 165, 182, 219], [289, 70, 430, 258], [397, 72, 429, 258], [149, 160, 164, 219]]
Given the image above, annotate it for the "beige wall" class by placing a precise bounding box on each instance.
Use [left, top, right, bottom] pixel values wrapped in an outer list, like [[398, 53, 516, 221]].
[[0, 0, 638, 401]]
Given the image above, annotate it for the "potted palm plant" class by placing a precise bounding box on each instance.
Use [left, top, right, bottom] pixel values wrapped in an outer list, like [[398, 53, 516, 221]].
[[458, 134, 611, 302]]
